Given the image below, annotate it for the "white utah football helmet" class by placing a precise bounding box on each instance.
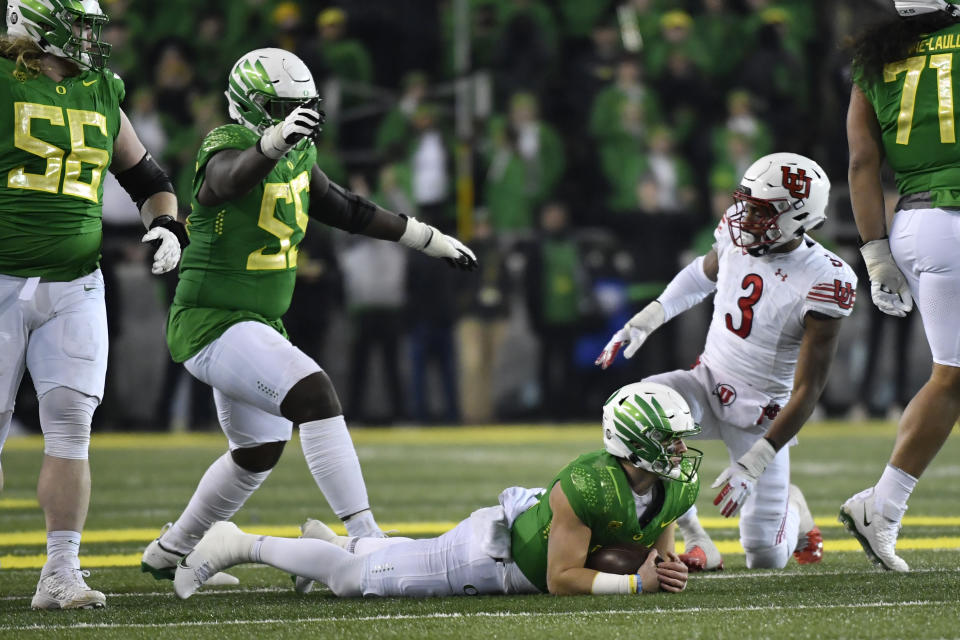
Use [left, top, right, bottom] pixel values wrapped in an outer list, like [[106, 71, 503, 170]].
[[225, 48, 319, 134], [727, 152, 830, 257], [895, 0, 960, 18], [6, 0, 111, 70], [602, 381, 702, 483]]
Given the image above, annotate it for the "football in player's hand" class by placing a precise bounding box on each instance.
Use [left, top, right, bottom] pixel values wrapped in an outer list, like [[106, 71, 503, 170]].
[[585, 544, 653, 574]]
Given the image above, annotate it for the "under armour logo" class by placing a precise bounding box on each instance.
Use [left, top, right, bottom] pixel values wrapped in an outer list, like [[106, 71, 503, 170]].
[[781, 166, 812, 199], [775, 268, 788, 281]]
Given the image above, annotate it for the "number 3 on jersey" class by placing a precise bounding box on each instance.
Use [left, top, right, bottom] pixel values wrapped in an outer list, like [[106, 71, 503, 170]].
[[725, 274, 763, 339], [246, 170, 309, 270]]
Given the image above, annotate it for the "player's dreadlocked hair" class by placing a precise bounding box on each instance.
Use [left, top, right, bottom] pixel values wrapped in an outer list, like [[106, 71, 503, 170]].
[[849, 11, 959, 80], [0, 35, 44, 78]]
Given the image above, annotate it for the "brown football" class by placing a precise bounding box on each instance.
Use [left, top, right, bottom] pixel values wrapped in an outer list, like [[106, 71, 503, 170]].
[[584, 544, 653, 574]]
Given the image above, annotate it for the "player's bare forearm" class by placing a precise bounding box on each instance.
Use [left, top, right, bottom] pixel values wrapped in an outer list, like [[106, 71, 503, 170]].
[[199, 148, 277, 206], [139, 191, 179, 229], [764, 313, 842, 449], [847, 84, 887, 242], [545, 484, 596, 595], [652, 523, 676, 559]]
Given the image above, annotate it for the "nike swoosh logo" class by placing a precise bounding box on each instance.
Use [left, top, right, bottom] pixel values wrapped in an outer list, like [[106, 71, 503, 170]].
[[83, 285, 96, 291], [83, 79, 97, 87], [660, 520, 671, 528], [862, 506, 872, 527]]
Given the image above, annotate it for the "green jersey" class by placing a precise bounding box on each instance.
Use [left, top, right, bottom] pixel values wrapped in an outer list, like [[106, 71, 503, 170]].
[[509, 450, 699, 592], [167, 124, 317, 363], [855, 22, 960, 207], [0, 57, 124, 280]]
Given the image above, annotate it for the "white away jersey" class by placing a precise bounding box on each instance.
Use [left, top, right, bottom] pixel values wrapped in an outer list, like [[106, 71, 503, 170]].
[[698, 213, 857, 403]]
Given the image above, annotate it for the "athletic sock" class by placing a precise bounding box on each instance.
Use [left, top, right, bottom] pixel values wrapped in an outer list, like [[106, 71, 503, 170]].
[[299, 416, 381, 534], [874, 464, 917, 518], [161, 452, 270, 554], [252, 536, 363, 596], [45, 530, 82, 572]]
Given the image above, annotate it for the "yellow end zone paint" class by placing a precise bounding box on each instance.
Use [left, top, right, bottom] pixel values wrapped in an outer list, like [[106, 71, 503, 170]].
[[0, 420, 905, 452], [3, 518, 960, 547], [2, 537, 959, 570]]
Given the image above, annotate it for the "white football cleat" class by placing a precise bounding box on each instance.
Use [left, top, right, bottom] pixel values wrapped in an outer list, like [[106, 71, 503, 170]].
[[293, 518, 356, 594], [789, 484, 823, 564], [142, 524, 239, 586], [31, 567, 106, 610], [838, 487, 909, 572], [174, 521, 254, 599]]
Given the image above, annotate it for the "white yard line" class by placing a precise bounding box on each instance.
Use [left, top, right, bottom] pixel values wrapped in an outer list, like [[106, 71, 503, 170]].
[[0, 600, 950, 632]]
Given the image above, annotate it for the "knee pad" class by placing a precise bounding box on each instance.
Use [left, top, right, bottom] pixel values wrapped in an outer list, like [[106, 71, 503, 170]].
[[281, 371, 342, 423], [743, 542, 790, 569], [38, 387, 98, 460], [230, 441, 287, 473]]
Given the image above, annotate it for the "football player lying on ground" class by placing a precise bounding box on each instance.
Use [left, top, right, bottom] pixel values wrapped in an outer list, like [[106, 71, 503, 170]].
[[140, 47, 477, 587], [597, 153, 857, 571], [174, 382, 695, 599]]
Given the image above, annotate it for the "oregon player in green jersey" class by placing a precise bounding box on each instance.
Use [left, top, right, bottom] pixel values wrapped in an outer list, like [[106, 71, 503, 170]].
[[841, 0, 960, 573], [141, 47, 478, 590], [172, 382, 697, 600], [0, 1, 188, 610]]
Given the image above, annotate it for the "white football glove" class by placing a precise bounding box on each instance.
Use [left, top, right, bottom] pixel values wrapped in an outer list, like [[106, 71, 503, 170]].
[[141, 226, 180, 274], [258, 107, 323, 160], [398, 216, 478, 271], [711, 438, 776, 518], [594, 301, 665, 369], [860, 239, 913, 317]]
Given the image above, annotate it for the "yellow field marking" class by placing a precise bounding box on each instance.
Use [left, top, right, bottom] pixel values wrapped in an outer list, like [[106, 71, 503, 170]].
[[2, 536, 958, 570], [1, 420, 915, 452], [0, 498, 37, 509], [3, 517, 960, 547]]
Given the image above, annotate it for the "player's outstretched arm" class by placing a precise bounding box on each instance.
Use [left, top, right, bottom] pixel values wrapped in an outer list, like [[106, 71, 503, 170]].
[[713, 312, 844, 518], [112, 109, 186, 274], [596, 250, 718, 369], [307, 166, 478, 271]]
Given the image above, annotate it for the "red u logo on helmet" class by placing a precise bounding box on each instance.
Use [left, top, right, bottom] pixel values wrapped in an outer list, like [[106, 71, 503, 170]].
[[781, 166, 812, 199]]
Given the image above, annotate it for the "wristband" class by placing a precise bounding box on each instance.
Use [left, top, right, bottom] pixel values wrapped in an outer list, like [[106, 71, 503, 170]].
[[590, 571, 641, 594]]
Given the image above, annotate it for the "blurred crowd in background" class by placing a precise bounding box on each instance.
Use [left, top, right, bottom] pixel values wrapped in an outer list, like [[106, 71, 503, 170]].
[[9, 0, 925, 431]]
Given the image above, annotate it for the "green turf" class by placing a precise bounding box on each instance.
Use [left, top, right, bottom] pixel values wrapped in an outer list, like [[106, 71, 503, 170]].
[[1, 421, 959, 639]]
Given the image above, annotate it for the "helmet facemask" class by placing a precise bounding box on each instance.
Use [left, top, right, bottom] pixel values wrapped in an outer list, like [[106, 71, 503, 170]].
[[602, 383, 703, 483], [728, 188, 795, 257]]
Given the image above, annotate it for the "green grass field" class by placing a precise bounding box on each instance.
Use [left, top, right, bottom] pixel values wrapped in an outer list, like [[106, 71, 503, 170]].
[[2, 421, 959, 639]]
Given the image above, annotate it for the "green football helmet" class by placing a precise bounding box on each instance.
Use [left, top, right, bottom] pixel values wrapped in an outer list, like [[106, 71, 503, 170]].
[[225, 48, 320, 134], [5, 0, 111, 70], [602, 381, 703, 483]]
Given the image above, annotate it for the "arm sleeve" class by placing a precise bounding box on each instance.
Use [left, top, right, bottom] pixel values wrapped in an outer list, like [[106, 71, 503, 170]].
[[656, 256, 717, 322]]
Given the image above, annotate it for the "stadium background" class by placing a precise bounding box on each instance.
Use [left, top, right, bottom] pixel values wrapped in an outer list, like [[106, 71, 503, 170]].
[[7, 0, 922, 433]]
